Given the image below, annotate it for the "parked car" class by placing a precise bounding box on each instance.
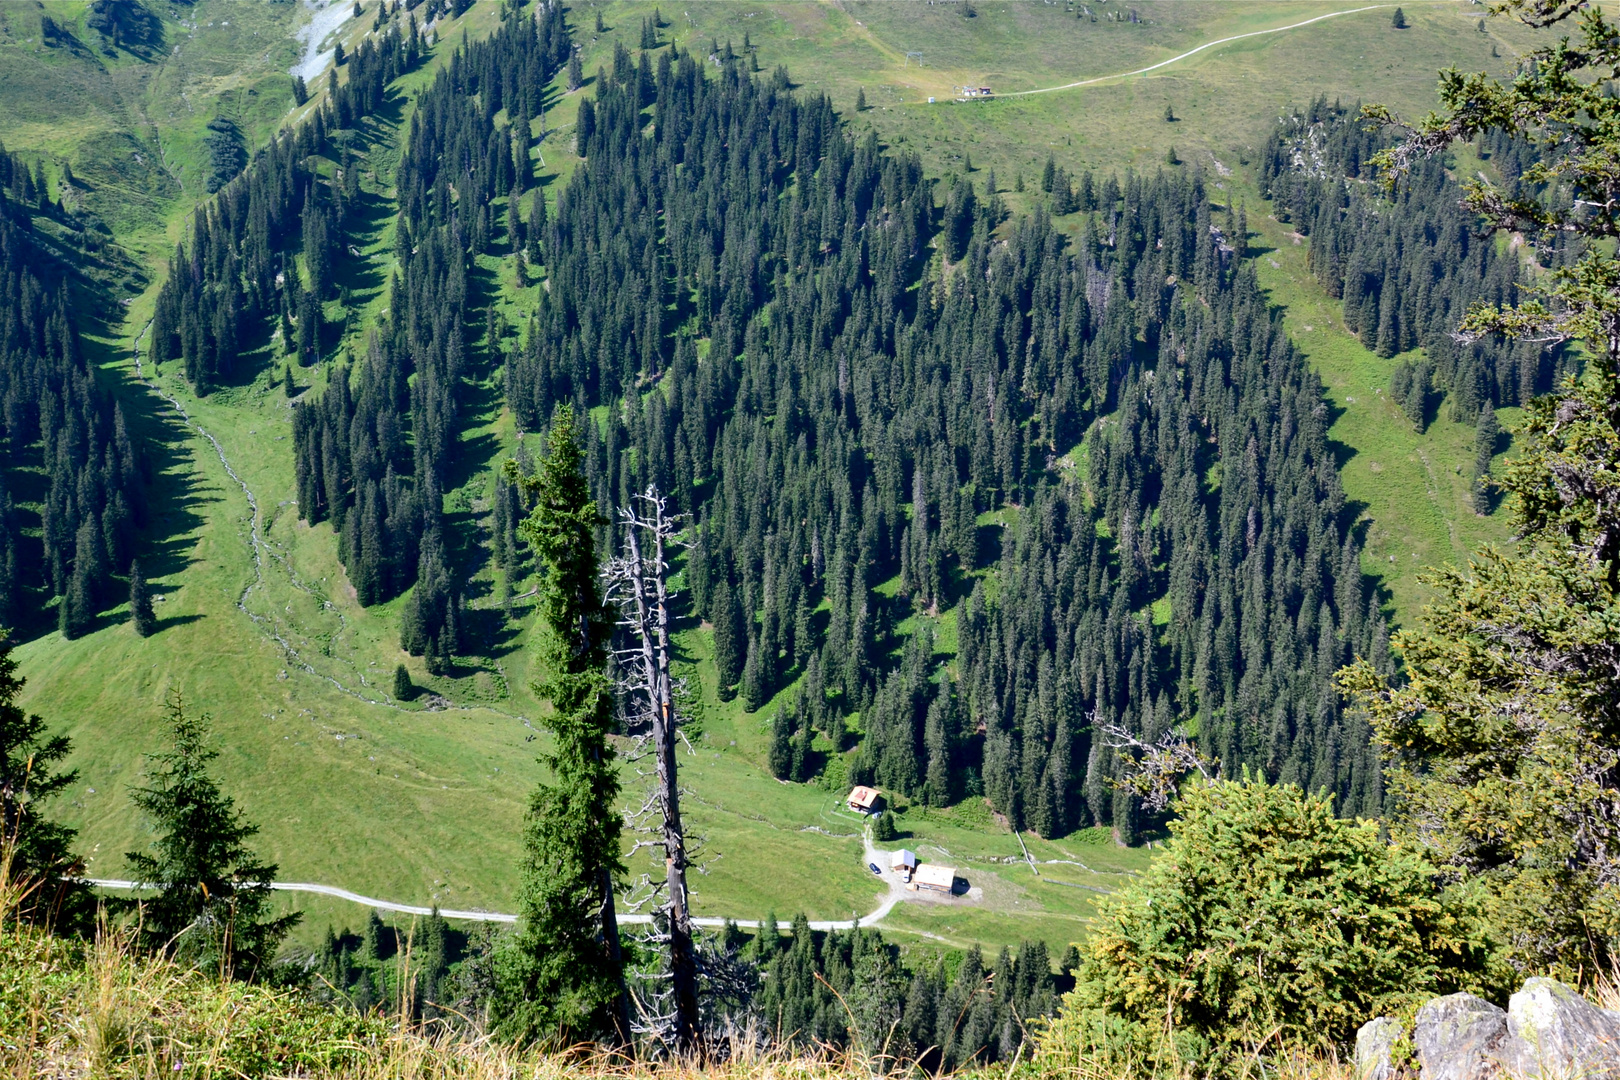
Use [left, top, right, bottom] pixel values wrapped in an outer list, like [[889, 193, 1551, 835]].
[[868, 862, 882, 875]]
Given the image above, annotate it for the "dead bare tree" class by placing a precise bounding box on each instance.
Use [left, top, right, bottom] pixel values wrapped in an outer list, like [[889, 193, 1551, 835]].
[[1098, 713, 1218, 813], [603, 485, 700, 1054]]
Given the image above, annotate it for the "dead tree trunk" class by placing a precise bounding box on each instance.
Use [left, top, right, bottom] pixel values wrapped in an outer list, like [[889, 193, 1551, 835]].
[[610, 486, 699, 1053]]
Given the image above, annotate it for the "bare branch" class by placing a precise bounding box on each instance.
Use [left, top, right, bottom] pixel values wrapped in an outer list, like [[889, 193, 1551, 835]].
[[1101, 715, 1218, 813]]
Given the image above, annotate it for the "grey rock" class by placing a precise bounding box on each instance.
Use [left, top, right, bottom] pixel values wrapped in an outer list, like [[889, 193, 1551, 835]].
[[1502, 977, 1620, 1079], [1357, 1015, 1406, 1080], [1413, 993, 1507, 1080]]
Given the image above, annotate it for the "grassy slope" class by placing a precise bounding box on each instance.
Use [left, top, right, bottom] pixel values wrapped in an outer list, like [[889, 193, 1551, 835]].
[[1240, 178, 1519, 619], [0, 0, 306, 257], [3, 1, 1543, 959]]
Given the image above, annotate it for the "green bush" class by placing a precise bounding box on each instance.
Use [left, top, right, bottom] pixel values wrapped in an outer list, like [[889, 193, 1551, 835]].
[[1042, 777, 1493, 1070]]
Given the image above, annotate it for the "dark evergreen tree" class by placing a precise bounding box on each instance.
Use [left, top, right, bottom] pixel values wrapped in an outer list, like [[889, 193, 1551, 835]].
[[768, 704, 793, 780], [711, 578, 744, 698], [364, 907, 391, 961], [0, 633, 92, 931], [393, 663, 414, 701], [129, 558, 155, 637], [1471, 403, 1499, 513], [125, 691, 300, 979], [492, 407, 628, 1044]]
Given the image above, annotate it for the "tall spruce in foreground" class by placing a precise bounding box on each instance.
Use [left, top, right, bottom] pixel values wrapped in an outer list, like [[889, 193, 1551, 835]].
[[493, 407, 628, 1045], [0, 633, 92, 931], [125, 690, 299, 979], [1345, 0, 1620, 980]]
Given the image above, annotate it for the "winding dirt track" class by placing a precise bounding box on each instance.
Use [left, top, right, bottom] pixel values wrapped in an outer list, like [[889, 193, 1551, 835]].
[[935, 4, 1393, 102], [84, 874, 899, 932]]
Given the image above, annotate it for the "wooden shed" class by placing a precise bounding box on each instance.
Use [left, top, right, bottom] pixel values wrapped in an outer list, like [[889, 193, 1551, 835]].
[[846, 785, 881, 813], [914, 863, 957, 894]]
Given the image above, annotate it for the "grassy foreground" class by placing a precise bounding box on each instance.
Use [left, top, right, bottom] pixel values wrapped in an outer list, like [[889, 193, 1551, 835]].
[[0, 914, 1358, 1080]]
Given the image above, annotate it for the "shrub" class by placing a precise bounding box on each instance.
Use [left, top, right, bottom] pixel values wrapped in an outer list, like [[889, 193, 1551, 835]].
[[1042, 776, 1493, 1071]]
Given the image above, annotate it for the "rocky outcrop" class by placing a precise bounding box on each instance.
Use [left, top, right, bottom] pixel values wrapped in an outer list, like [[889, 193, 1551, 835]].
[[1413, 994, 1507, 1080], [1356, 1016, 1406, 1080], [1357, 979, 1620, 1080], [1502, 978, 1620, 1079]]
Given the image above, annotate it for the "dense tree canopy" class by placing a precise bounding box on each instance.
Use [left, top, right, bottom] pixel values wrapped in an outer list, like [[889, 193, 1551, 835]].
[[138, 0, 1391, 843], [294, 2, 569, 668], [0, 146, 145, 638], [1261, 98, 1576, 428], [503, 44, 1386, 834]]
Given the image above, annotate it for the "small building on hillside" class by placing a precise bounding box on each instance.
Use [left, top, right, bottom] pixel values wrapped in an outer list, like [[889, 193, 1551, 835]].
[[890, 849, 918, 875], [914, 863, 957, 894], [847, 785, 882, 814]]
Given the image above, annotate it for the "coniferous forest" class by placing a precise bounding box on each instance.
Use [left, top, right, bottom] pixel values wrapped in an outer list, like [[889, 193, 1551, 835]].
[[0, 147, 145, 639], [1259, 99, 1576, 429], [139, 5, 1389, 835], [508, 42, 1389, 829]]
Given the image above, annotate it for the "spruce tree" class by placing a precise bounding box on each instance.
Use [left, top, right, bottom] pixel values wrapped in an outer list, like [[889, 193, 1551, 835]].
[[58, 570, 92, 640], [125, 690, 299, 979], [1471, 403, 1499, 514], [873, 808, 899, 842], [493, 406, 628, 1044], [1345, 0, 1620, 976], [0, 633, 92, 931], [711, 577, 743, 698], [768, 704, 793, 780], [129, 559, 156, 637], [393, 663, 413, 701], [1391, 6, 1407, 28], [741, 634, 765, 712], [364, 908, 390, 961], [791, 717, 815, 782]]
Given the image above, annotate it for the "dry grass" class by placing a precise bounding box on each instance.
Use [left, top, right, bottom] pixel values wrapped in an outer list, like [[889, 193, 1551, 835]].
[[0, 910, 1361, 1080], [0, 849, 1354, 1080]]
